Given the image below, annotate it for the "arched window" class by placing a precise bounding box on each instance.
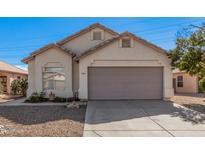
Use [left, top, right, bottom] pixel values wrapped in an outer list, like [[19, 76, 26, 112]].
[[43, 67, 65, 91]]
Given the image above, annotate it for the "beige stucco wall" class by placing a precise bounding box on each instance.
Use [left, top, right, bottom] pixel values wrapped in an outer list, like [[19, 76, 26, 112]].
[[62, 27, 116, 97], [78, 39, 174, 100], [0, 71, 27, 94], [27, 48, 73, 98], [173, 73, 198, 93], [72, 60, 79, 93], [62, 28, 116, 56], [27, 59, 36, 96]]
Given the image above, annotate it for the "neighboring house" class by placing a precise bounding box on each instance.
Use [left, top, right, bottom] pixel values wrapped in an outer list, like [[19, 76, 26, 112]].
[[22, 23, 174, 100], [0, 61, 28, 95], [173, 69, 198, 94]]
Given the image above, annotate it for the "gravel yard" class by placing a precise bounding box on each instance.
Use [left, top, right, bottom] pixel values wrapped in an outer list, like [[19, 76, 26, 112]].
[[171, 93, 205, 113], [0, 106, 86, 137]]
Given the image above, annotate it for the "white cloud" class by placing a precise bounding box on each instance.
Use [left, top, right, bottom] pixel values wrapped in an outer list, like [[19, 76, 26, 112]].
[[15, 65, 28, 71]]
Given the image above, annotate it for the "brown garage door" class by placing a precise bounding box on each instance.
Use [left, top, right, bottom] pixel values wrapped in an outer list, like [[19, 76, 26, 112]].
[[88, 67, 163, 100]]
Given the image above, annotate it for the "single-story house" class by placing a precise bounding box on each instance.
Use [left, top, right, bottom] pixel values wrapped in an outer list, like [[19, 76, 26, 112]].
[[22, 23, 174, 100], [0, 61, 28, 95], [173, 69, 199, 94]]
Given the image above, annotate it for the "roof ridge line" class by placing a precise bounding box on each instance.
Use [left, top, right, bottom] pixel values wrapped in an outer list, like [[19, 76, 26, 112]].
[[57, 23, 119, 45]]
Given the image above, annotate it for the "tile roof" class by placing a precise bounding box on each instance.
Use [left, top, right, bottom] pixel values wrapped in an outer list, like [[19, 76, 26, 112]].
[[22, 23, 169, 63], [0, 61, 28, 75]]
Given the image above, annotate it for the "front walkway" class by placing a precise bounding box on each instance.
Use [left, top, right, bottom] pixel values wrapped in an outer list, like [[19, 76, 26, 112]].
[[84, 100, 205, 137], [0, 98, 67, 106]]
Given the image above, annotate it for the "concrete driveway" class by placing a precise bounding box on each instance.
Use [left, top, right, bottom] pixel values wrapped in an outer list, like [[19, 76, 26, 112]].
[[83, 100, 205, 137]]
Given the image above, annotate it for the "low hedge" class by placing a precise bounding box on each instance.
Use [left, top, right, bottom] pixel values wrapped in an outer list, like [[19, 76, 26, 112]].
[[25, 92, 77, 103]]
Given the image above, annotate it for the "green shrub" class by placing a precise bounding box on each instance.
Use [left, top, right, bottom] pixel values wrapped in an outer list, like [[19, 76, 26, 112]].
[[25, 92, 48, 103], [67, 97, 75, 102], [39, 91, 48, 101], [199, 77, 205, 92], [11, 79, 20, 95], [29, 95, 41, 103], [11, 78, 28, 96], [53, 97, 76, 102], [25, 92, 77, 103], [19, 78, 28, 96], [53, 97, 66, 102]]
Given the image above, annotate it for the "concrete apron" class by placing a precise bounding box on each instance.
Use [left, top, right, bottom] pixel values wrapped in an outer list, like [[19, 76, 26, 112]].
[[83, 100, 205, 137]]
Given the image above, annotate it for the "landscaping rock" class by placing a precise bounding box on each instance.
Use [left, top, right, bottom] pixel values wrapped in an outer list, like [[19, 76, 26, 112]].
[[66, 102, 80, 109], [0, 125, 9, 134]]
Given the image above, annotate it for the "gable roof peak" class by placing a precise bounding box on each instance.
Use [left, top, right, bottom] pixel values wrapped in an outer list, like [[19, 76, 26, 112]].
[[57, 23, 118, 45], [118, 31, 138, 39], [122, 31, 130, 33], [120, 31, 135, 36], [90, 22, 101, 26], [22, 43, 74, 64], [78, 31, 168, 59]]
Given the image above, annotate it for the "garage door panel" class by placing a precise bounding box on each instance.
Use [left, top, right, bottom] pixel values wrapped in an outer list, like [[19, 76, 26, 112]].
[[88, 67, 163, 100]]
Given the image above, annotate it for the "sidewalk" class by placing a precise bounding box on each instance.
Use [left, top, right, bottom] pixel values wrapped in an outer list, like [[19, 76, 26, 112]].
[[0, 98, 67, 106]]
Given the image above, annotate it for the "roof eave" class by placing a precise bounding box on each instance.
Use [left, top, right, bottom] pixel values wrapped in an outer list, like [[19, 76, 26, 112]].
[[0, 69, 28, 75], [122, 32, 168, 56], [21, 44, 75, 64], [22, 56, 34, 64]]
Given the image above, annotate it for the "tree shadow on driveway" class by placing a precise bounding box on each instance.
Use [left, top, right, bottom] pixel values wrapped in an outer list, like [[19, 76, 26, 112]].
[[171, 103, 205, 124], [85, 100, 205, 125], [0, 106, 86, 125], [183, 104, 205, 115]]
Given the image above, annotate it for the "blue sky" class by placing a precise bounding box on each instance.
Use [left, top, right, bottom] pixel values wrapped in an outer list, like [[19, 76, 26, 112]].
[[0, 17, 204, 70]]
